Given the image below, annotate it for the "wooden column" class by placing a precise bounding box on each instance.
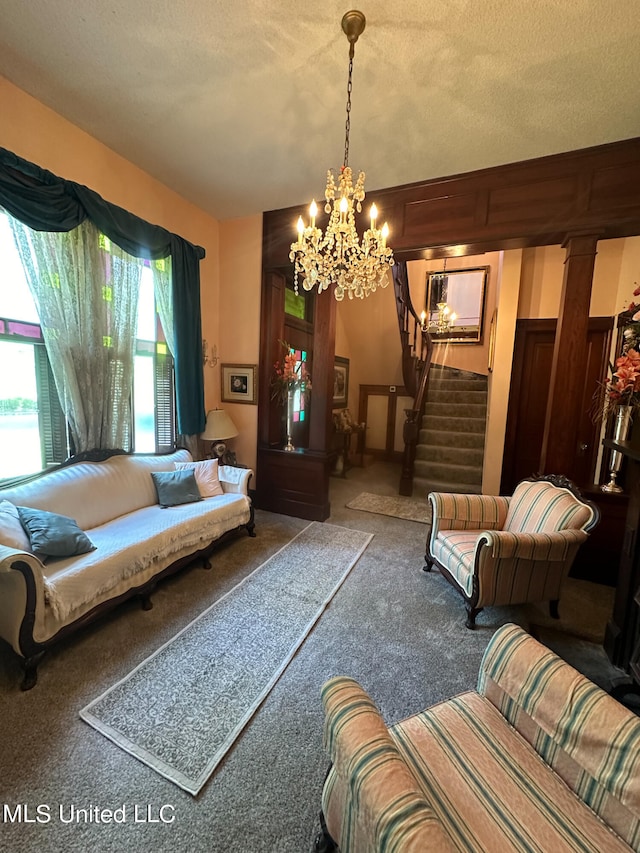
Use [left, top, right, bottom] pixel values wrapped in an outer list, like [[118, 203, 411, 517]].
[[539, 234, 599, 477]]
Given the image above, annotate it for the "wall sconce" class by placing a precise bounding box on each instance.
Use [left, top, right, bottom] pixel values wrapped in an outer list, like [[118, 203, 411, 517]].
[[202, 339, 218, 368]]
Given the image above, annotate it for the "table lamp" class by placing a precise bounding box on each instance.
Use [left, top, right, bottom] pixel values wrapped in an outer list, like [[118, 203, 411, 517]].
[[201, 408, 239, 463]]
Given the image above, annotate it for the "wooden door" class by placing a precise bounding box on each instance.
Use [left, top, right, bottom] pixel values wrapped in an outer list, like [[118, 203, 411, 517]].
[[501, 318, 612, 493]]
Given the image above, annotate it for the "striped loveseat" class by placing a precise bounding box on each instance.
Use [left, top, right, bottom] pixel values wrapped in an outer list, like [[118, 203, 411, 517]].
[[317, 623, 640, 852], [425, 474, 600, 628]]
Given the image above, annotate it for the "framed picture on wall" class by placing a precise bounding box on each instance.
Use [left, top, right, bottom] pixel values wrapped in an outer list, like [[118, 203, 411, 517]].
[[221, 363, 257, 404], [333, 356, 349, 408]]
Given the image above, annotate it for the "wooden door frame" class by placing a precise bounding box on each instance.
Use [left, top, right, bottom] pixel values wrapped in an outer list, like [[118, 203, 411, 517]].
[[501, 316, 612, 493], [358, 384, 408, 461]]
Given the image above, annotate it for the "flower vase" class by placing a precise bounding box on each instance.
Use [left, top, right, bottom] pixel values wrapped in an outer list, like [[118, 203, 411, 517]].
[[284, 383, 295, 451], [602, 405, 633, 492]]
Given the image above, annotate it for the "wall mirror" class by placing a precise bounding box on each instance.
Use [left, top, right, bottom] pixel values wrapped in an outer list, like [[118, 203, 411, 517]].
[[425, 266, 489, 343]]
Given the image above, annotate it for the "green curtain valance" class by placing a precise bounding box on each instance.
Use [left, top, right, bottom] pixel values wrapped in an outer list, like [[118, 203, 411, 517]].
[[0, 146, 206, 435]]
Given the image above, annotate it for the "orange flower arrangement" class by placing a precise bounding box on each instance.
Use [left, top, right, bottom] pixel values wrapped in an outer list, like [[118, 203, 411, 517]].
[[605, 349, 640, 409], [271, 340, 311, 405], [593, 284, 640, 423]]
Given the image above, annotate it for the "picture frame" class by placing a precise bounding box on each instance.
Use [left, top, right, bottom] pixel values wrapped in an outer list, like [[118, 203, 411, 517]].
[[220, 363, 257, 405], [425, 266, 489, 344], [333, 356, 349, 408]]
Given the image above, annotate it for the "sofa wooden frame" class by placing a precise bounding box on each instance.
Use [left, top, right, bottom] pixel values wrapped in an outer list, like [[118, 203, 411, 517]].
[[1, 451, 255, 690]]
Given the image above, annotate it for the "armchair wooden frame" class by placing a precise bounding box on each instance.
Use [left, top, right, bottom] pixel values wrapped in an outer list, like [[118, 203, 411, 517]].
[[424, 474, 600, 629]]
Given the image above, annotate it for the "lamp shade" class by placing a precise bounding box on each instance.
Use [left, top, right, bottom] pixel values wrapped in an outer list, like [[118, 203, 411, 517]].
[[201, 409, 239, 441]]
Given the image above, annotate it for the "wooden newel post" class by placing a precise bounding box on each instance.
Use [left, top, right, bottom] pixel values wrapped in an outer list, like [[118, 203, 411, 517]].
[[539, 234, 599, 479]]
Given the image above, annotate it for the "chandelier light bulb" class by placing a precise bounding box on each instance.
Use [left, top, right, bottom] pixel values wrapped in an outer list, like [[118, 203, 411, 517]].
[[370, 203, 378, 226], [309, 200, 317, 226], [297, 216, 305, 238]]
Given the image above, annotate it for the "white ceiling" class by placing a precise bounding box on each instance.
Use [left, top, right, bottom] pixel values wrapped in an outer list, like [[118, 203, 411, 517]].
[[1, 1, 639, 221]]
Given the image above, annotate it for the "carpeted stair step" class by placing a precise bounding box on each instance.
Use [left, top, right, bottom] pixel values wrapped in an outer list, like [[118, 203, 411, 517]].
[[413, 475, 482, 499], [414, 459, 483, 486], [422, 414, 486, 434], [428, 378, 487, 393], [426, 402, 487, 419], [415, 444, 484, 466], [419, 428, 485, 449], [426, 388, 487, 405], [412, 366, 488, 497]]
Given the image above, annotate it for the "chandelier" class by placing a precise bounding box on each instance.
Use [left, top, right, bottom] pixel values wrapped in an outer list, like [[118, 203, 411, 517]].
[[421, 302, 457, 335], [289, 10, 394, 302]]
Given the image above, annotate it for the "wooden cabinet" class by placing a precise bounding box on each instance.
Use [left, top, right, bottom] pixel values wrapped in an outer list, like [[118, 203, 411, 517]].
[[604, 439, 640, 670], [570, 485, 627, 587], [255, 269, 336, 520]]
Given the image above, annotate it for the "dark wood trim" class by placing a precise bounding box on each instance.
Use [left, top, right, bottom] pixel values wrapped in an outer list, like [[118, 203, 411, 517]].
[[424, 475, 599, 628], [357, 384, 408, 460], [501, 317, 613, 492], [263, 138, 640, 268], [540, 235, 599, 474], [261, 137, 640, 503]]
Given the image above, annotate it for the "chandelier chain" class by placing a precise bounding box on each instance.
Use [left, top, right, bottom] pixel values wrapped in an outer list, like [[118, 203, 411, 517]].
[[343, 54, 353, 168]]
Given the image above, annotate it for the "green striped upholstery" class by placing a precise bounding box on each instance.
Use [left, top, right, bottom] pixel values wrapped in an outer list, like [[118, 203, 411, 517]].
[[431, 529, 586, 606], [428, 480, 594, 611], [321, 677, 457, 851], [503, 479, 595, 534], [320, 627, 637, 851], [478, 623, 640, 848], [428, 493, 509, 559], [392, 692, 631, 851]]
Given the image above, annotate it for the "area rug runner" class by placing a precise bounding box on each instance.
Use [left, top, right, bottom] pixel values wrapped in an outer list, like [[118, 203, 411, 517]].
[[80, 521, 372, 795], [346, 491, 431, 524]]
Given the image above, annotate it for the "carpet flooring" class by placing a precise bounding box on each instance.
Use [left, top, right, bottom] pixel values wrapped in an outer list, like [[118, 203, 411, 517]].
[[346, 491, 431, 523], [0, 461, 624, 852], [80, 522, 372, 794]]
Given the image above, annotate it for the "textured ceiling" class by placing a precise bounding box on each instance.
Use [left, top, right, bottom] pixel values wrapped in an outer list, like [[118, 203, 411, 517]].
[[1, 1, 639, 221]]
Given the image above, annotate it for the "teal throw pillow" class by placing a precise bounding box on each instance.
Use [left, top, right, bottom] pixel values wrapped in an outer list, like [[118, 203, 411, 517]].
[[17, 506, 96, 559], [151, 469, 202, 508]]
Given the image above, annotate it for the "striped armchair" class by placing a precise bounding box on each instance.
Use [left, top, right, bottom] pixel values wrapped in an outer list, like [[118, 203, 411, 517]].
[[425, 474, 600, 628], [317, 624, 640, 852]]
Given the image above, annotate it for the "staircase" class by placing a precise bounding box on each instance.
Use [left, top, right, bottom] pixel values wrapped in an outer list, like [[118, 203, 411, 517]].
[[413, 366, 487, 499]]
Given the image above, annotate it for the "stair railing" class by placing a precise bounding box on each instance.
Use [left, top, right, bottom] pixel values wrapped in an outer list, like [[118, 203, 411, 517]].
[[391, 262, 434, 496]]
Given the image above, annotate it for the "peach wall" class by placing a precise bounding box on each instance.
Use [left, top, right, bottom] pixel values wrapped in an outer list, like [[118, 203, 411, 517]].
[[517, 238, 639, 320], [0, 75, 223, 443], [407, 253, 501, 375], [484, 250, 522, 494], [335, 275, 403, 418], [218, 215, 263, 472]]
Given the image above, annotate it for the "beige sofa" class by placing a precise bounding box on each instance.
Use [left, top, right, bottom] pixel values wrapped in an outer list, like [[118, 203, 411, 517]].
[[318, 623, 640, 852], [0, 449, 254, 689]]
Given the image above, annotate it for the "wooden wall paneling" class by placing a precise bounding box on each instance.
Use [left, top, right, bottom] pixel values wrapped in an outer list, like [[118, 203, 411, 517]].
[[261, 137, 640, 518], [358, 384, 408, 460], [263, 138, 640, 269], [258, 270, 285, 447], [539, 235, 599, 477]]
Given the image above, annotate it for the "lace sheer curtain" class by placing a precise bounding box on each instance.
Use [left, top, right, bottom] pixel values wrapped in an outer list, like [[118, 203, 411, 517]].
[[151, 255, 174, 356], [10, 218, 143, 453]]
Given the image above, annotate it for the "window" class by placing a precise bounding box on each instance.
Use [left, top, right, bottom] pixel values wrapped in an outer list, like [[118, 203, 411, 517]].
[[0, 210, 175, 481]]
